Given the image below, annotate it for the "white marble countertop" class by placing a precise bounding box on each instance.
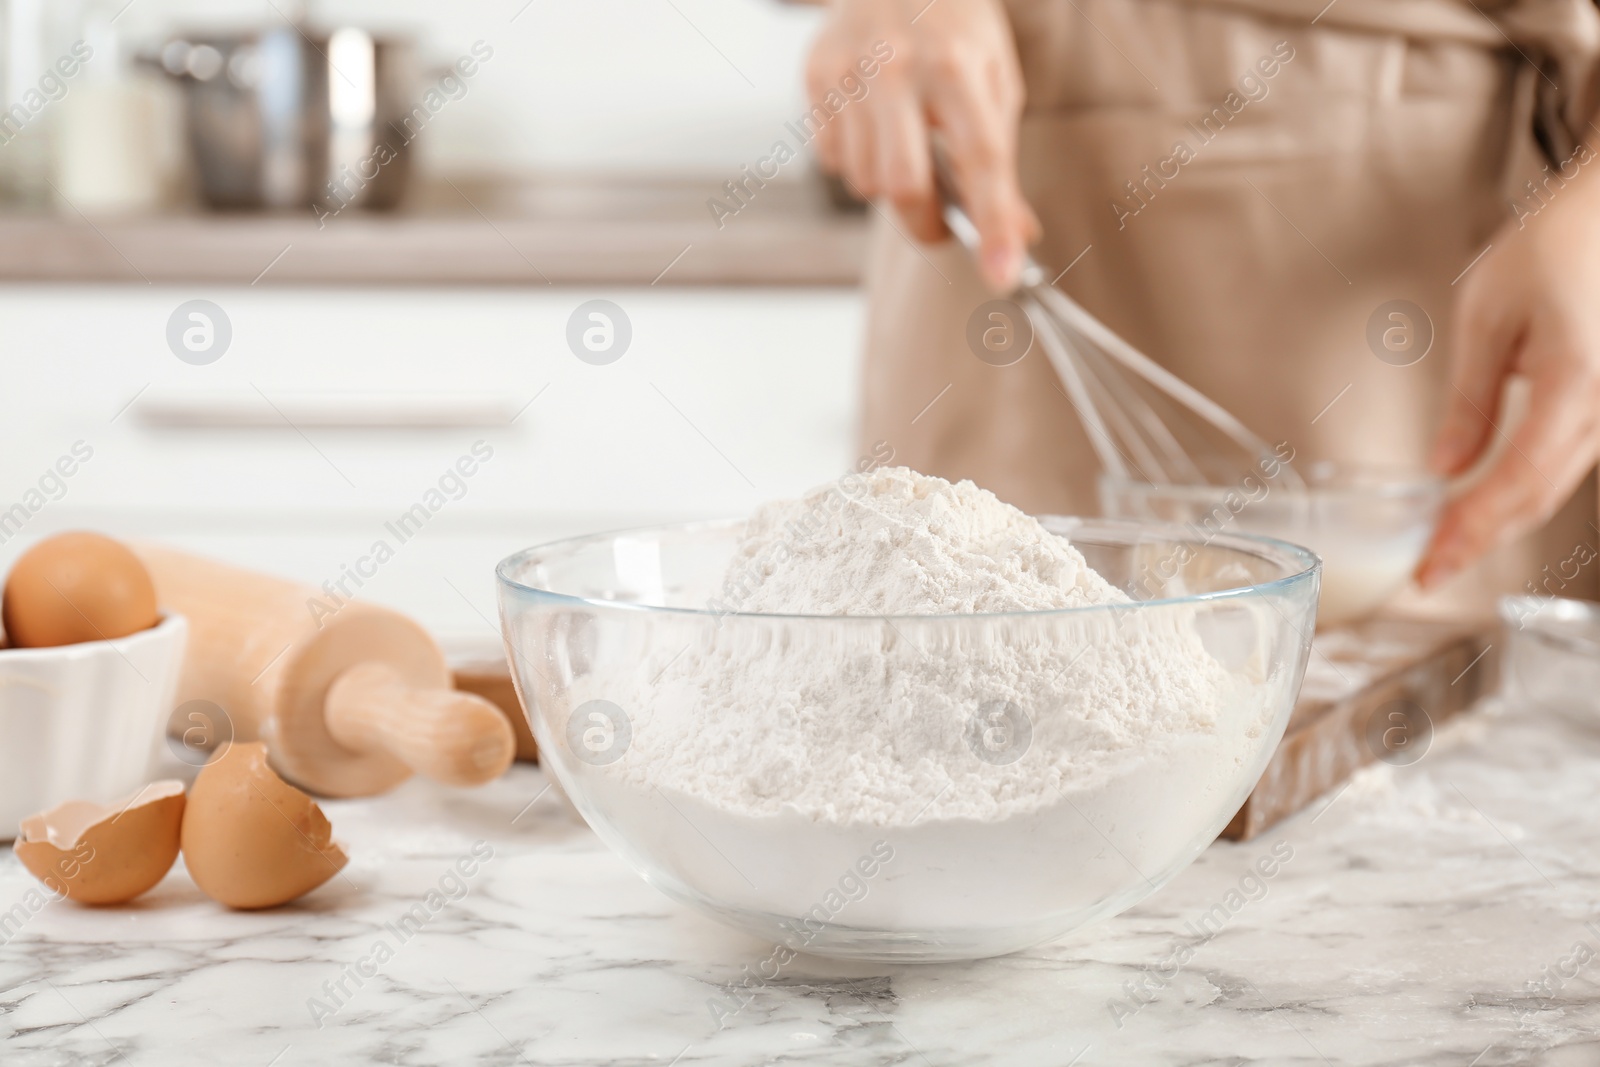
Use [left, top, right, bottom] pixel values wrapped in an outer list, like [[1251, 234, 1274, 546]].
[[2, 696, 1597, 1067]]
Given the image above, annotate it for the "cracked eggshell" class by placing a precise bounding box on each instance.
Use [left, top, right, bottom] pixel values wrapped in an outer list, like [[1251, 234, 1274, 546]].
[[14, 781, 186, 904], [181, 741, 349, 909]]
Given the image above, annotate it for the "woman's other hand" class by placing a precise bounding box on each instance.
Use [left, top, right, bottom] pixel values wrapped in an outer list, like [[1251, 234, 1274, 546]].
[[806, 0, 1039, 290], [1419, 161, 1600, 589]]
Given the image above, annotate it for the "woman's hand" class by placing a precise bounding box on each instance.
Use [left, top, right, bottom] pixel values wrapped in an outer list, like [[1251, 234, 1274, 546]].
[[806, 0, 1039, 290], [1418, 163, 1600, 589]]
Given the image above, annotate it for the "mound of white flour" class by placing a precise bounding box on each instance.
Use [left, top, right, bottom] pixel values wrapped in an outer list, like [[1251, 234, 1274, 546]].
[[614, 468, 1244, 826], [726, 466, 1128, 615]]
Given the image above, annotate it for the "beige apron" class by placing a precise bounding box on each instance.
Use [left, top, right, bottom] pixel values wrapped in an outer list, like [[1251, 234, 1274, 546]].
[[859, 0, 1600, 613]]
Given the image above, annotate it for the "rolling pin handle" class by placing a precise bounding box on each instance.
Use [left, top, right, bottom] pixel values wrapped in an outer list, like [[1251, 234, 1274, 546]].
[[324, 662, 516, 787]]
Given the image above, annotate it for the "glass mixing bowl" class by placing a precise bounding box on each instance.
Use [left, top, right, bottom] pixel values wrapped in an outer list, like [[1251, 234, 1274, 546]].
[[1101, 462, 1444, 627], [1499, 595, 1600, 729], [497, 517, 1318, 961]]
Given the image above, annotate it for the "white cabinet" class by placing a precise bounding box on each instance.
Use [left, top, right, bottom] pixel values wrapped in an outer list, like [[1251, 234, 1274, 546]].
[[0, 285, 862, 642]]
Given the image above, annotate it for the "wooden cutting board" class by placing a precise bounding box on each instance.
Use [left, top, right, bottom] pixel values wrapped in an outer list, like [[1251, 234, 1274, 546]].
[[1220, 616, 1499, 841], [451, 657, 539, 763]]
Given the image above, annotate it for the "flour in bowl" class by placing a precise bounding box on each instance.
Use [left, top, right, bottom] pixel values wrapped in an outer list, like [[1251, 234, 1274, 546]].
[[724, 465, 1128, 615], [613, 467, 1250, 825]]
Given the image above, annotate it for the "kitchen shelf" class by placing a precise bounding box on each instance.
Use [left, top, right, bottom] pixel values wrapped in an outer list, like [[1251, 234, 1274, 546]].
[[0, 174, 868, 287]]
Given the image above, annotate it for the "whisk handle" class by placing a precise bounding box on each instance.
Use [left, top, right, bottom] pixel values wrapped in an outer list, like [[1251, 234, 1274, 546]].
[[931, 143, 1047, 291]]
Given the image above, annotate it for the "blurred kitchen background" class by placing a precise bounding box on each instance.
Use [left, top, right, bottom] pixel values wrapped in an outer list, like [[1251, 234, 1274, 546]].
[[0, 0, 865, 652]]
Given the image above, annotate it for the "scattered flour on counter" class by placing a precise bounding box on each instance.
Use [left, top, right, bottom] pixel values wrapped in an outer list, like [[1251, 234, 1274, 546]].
[[613, 468, 1251, 826]]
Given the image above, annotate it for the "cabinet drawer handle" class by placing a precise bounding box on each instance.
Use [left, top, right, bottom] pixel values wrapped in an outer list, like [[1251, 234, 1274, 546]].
[[135, 390, 525, 428]]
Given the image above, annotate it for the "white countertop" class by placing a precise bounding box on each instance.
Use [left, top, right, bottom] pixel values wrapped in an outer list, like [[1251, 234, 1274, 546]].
[[2, 694, 1597, 1066]]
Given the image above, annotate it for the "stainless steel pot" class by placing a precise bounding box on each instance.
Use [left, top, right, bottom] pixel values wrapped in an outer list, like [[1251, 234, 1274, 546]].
[[156, 26, 418, 212]]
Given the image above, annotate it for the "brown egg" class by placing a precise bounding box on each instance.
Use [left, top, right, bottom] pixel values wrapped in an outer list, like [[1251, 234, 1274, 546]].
[[181, 742, 349, 909], [15, 781, 186, 904], [2, 532, 160, 648]]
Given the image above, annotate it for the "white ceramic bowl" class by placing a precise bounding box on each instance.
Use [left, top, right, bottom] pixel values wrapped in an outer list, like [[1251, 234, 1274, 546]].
[[0, 614, 188, 838]]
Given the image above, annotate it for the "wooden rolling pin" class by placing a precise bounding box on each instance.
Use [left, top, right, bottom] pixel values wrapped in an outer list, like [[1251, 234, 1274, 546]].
[[135, 545, 515, 797]]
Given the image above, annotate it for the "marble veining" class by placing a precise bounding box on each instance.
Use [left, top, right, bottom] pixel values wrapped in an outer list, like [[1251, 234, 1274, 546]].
[[3, 696, 1599, 1066]]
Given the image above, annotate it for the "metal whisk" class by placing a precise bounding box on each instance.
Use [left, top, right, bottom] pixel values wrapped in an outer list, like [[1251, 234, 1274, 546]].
[[937, 164, 1300, 490]]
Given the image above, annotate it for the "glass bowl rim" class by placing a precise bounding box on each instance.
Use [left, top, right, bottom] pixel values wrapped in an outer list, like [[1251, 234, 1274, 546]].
[[495, 515, 1321, 623], [1499, 595, 1600, 654], [1099, 460, 1445, 504]]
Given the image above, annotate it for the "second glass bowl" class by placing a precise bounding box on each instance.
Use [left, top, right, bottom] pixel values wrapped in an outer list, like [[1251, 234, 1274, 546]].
[[1101, 462, 1444, 627]]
